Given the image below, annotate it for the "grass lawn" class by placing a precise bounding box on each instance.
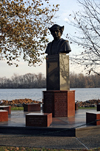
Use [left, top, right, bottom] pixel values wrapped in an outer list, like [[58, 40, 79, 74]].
[[11, 107, 24, 110], [11, 106, 97, 111], [78, 107, 96, 109]]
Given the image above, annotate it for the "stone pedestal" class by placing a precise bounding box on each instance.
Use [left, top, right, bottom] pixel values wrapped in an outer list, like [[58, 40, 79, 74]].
[[24, 103, 40, 112], [0, 106, 11, 114], [0, 110, 8, 122], [26, 113, 52, 127], [44, 53, 75, 117], [97, 104, 100, 111], [43, 90, 75, 117], [46, 54, 70, 90], [86, 112, 100, 125]]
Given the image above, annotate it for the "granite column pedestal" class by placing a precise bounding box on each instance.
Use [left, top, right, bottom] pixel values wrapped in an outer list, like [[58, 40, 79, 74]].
[[46, 54, 70, 90]]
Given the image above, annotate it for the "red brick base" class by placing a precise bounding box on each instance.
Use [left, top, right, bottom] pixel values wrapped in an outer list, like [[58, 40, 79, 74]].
[[24, 103, 40, 112], [0, 106, 11, 114], [86, 112, 100, 125], [26, 113, 52, 127], [43, 90, 75, 117], [0, 110, 8, 122]]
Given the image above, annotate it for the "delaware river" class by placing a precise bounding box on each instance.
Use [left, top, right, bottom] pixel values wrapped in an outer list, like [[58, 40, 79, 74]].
[[0, 88, 100, 102]]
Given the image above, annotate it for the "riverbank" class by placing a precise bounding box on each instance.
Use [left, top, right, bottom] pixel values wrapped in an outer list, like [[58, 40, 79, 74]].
[[77, 99, 100, 107], [0, 98, 100, 108], [0, 98, 41, 107]]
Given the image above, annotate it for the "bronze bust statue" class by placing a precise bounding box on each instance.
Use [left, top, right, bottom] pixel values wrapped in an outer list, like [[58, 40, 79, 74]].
[[45, 24, 71, 55]]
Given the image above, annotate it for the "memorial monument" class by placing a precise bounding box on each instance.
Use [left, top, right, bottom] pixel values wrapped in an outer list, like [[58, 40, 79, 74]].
[[43, 24, 75, 117]]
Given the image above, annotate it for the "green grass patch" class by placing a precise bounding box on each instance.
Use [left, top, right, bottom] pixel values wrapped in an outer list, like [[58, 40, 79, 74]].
[[79, 107, 96, 109], [11, 106, 97, 111], [11, 107, 24, 110]]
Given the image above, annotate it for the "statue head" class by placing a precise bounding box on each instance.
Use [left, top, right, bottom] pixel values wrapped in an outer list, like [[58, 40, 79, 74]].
[[49, 24, 64, 40]]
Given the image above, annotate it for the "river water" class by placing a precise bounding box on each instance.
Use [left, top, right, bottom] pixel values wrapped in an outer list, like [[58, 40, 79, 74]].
[[0, 88, 100, 102]]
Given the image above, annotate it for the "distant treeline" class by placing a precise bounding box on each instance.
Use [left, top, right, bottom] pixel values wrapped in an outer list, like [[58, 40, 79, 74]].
[[0, 73, 46, 88], [70, 73, 100, 88], [0, 72, 100, 88]]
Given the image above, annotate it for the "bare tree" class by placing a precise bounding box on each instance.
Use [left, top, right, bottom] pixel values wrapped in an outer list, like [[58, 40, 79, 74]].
[[0, 73, 46, 88], [67, 0, 100, 75]]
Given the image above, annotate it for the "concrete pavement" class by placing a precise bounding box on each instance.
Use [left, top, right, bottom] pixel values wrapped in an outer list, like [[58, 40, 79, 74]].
[[0, 131, 100, 149]]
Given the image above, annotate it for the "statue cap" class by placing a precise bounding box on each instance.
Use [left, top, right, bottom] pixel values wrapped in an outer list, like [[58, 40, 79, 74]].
[[49, 24, 64, 33]]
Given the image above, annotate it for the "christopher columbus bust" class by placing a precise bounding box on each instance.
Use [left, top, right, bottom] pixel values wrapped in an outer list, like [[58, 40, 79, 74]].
[[45, 24, 71, 55]]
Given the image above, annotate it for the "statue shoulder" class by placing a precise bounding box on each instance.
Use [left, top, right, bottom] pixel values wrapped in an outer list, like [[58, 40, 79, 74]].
[[47, 41, 53, 46], [60, 38, 69, 43], [59, 39, 71, 53], [45, 41, 53, 54], [60, 38, 69, 47]]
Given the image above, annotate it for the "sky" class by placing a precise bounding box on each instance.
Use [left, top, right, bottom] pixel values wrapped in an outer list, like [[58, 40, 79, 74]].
[[0, 0, 83, 78]]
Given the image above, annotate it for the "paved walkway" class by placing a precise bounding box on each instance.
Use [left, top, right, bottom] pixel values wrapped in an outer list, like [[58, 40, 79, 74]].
[[0, 129, 100, 150], [0, 109, 100, 149]]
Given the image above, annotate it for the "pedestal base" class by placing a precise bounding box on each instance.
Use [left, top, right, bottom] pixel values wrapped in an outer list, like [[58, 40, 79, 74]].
[[43, 90, 75, 117], [0, 110, 8, 122], [86, 112, 100, 125], [0, 106, 11, 114], [97, 104, 100, 111], [26, 113, 52, 127], [24, 103, 40, 112]]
